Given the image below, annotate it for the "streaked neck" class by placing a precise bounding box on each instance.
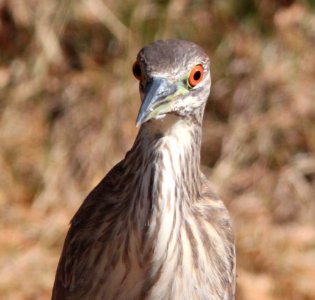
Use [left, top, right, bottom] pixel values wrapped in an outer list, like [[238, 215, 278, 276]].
[[130, 114, 203, 203], [123, 114, 204, 293]]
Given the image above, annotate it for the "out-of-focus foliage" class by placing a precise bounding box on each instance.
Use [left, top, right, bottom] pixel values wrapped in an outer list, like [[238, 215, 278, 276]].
[[0, 0, 315, 299]]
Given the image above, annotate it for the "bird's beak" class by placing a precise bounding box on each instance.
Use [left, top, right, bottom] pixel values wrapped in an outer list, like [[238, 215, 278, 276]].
[[136, 77, 177, 126]]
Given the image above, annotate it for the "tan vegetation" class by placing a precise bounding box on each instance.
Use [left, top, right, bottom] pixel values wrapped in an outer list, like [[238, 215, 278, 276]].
[[0, 0, 315, 299]]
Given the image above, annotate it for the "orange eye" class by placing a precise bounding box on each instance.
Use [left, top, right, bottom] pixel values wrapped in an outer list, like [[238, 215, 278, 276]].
[[132, 60, 144, 81], [188, 64, 204, 87]]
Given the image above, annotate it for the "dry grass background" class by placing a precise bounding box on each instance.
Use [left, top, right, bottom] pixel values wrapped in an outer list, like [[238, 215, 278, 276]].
[[0, 0, 315, 299]]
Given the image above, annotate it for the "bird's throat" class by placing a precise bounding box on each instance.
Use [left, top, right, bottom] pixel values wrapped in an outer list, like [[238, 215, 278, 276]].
[[130, 115, 203, 206]]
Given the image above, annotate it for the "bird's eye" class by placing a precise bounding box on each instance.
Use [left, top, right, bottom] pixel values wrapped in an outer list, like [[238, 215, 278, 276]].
[[188, 65, 204, 87], [132, 60, 144, 81]]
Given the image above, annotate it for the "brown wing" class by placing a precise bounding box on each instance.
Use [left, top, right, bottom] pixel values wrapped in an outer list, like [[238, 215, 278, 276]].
[[52, 160, 126, 300], [199, 173, 236, 300]]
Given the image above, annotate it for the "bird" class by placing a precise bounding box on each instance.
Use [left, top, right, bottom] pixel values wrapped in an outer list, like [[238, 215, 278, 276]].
[[52, 39, 235, 300]]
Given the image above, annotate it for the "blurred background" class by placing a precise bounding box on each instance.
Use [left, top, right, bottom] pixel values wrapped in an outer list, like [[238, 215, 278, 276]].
[[0, 0, 315, 299]]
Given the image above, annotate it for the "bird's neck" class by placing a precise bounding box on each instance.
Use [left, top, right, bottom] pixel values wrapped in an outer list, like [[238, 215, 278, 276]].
[[120, 115, 204, 280], [128, 114, 203, 204]]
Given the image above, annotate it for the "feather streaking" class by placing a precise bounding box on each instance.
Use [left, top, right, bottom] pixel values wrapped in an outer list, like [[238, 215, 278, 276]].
[[52, 39, 236, 300]]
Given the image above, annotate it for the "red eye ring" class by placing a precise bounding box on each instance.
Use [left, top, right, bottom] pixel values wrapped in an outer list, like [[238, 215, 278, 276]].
[[188, 64, 204, 87], [132, 60, 144, 81]]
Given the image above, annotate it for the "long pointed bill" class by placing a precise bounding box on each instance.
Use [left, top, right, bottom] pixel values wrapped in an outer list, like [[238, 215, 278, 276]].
[[136, 77, 177, 126]]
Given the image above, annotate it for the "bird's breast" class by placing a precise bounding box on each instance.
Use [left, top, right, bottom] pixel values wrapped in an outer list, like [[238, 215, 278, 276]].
[[85, 132, 233, 299]]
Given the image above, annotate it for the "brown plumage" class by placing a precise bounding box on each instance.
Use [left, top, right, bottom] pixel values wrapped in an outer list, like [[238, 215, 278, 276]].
[[52, 39, 235, 300]]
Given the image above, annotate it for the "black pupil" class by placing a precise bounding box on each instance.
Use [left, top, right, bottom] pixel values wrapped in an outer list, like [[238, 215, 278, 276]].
[[133, 63, 142, 78], [193, 70, 201, 81]]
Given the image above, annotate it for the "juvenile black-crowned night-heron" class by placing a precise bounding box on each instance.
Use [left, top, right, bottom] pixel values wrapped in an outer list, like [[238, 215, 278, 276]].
[[52, 39, 235, 300]]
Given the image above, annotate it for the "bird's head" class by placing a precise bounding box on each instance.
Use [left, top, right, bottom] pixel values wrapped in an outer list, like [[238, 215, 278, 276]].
[[133, 40, 211, 127]]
